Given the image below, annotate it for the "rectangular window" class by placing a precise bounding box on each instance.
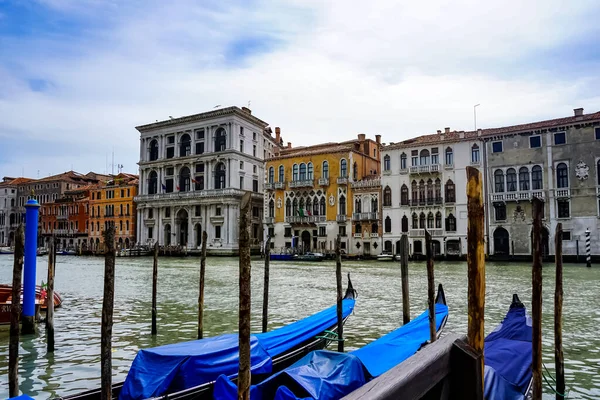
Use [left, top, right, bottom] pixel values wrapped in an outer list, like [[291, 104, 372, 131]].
[[167, 136, 175, 144], [557, 200, 570, 218], [319, 226, 326, 237], [554, 132, 566, 145], [127, 189, 130, 197], [240, 161, 244, 169], [195, 163, 204, 173], [268, 227, 275, 237], [240, 140, 244, 152], [252, 207, 260, 217], [166, 147, 175, 158], [195, 205, 201, 217], [530, 136, 541, 148], [284, 227, 292, 237], [240, 176, 244, 190], [148, 226, 153, 239], [195, 142, 204, 155], [215, 225, 221, 239], [494, 204, 506, 221], [121, 189, 125, 198], [166, 179, 173, 193], [253, 179, 259, 192], [216, 206, 222, 216], [165, 207, 170, 218], [166, 167, 174, 176], [195, 176, 204, 190], [253, 165, 257, 174], [562, 231, 571, 241], [240, 127, 244, 136], [492, 141, 503, 153], [596, 127, 600, 140], [253, 145, 257, 157], [339, 225, 346, 236], [253, 132, 257, 141], [195, 129, 204, 140]]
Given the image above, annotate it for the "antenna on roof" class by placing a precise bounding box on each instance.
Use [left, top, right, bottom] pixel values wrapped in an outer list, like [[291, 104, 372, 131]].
[[247, 100, 251, 108], [169, 116, 174, 120], [214, 105, 221, 108]]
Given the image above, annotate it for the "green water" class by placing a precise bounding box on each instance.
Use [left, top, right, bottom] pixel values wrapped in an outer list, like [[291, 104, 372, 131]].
[[0, 255, 598, 399]]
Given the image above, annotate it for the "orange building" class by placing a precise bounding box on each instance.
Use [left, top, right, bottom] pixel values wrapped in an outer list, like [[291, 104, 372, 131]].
[[40, 186, 91, 251], [89, 173, 138, 249]]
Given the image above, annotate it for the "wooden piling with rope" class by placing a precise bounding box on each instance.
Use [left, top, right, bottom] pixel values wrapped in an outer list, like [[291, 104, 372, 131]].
[[101, 226, 116, 400], [554, 223, 565, 400], [198, 231, 208, 339], [531, 197, 543, 400], [9, 225, 24, 398], [238, 192, 252, 400]]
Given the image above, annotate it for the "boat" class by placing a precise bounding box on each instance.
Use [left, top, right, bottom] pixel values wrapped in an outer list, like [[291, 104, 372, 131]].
[[484, 294, 532, 400], [59, 277, 358, 400], [0, 284, 63, 325], [0, 247, 14, 255], [270, 253, 295, 261], [214, 284, 449, 400], [376, 251, 397, 261], [293, 252, 325, 262], [37, 248, 49, 256], [57, 249, 77, 256]]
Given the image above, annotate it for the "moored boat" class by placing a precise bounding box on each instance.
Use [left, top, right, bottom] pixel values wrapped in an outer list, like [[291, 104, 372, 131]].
[[37, 248, 49, 256], [376, 251, 397, 261], [270, 253, 295, 261], [214, 284, 449, 399], [58, 277, 358, 400], [0, 284, 63, 325], [293, 252, 324, 262], [0, 247, 14, 255]]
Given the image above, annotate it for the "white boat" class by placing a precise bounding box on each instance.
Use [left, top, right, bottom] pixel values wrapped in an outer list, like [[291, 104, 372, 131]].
[[377, 252, 396, 261]]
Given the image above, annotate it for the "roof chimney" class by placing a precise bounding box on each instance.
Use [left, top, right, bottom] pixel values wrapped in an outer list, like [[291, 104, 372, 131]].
[[574, 108, 584, 117], [275, 127, 281, 145], [287, 142, 292, 149], [477, 129, 482, 137], [375, 134, 381, 144], [437, 130, 442, 134], [444, 127, 450, 134], [438, 130, 444, 140], [241, 107, 252, 114], [358, 133, 366, 142], [459, 131, 465, 139]]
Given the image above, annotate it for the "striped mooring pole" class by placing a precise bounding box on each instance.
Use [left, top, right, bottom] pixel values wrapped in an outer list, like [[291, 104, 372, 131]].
[[586, 228, 591, 268]]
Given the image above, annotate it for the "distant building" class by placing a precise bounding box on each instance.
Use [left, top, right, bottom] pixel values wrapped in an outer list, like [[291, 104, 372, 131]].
[[264, 133, 382, 256], [0, 177, 34, 246], [135, 106, 280, 255]]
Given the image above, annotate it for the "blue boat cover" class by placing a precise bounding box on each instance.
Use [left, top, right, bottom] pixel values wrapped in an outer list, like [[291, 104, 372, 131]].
[[483, 304, 532, 400], [119, 298, 355, 400], [213, 303, 449, 400], [7, 396, 36, 400]]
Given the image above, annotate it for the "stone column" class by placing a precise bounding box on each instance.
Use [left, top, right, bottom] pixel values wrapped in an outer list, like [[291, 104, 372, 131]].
[[156, 206, 162, 245], [206, 160, 212, 190], [187, 207, 194, 248]]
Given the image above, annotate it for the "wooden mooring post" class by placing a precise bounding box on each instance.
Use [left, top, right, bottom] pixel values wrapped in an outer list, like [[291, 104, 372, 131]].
[[151, 242, 158, 336], [198, 231, 207, 339], [101, 226, 116, 400], [9, 225, 24, 398], [400, 234, 410, 325], [262, 236, 271, 333], [425, 230, 436, 343], [47, 236, 56, 352], [531, 197, 543, 400], [238, 192, 252, 400], [466, 166, 485, 387], [335, 235, 344, 353], [554, 223, 565, 400]]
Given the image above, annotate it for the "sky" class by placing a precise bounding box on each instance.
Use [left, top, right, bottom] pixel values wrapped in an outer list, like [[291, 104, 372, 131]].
[[1, 0, 600, 178]]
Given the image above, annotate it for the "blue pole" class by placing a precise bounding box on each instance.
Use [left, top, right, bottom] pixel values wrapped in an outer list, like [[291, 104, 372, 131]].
[[23, 199, 40, 328]]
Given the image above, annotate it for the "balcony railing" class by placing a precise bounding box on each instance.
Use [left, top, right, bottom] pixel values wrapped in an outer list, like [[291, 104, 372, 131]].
[[444, 163, 454, 170], [410, 198, 443, 207], [274, 181, 285, 189], [263, 217, 275, 225], [370, 233, 379, 238], [265, 183, 275, 190], [284, 215, 326, 224], [351, 178, 381, 189], [382, 170, 392, 175], [409, 229, 443, 237], [409, 164, 441, 174], [318, 178, 329, 186], [399, 168, 409, 175], [337, 177, 348, 185], [492, 190, 546, 202], [135, 188, 248, 202], [352, 212, 378, 221], [555, 189, 570, 199], [289, 179, 314, 188], [56, 214, 68, 220], [336, 215, 347, 223], [353, 233, 362, 238]]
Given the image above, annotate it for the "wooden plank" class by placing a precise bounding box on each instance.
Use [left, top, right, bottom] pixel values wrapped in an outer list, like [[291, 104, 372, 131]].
[[400, 234, 410, 324], [341, 334, 464, 400], [466, 166, 485, 385], [198, 231, 208, 339], [9, 225, 24, 398], [47, 236, 56, 352], [449, 339, 483, 400], [531, 197, 543, 400], [425, 230, 436, 343], [262, 235, 271, 333], [151, 241, 158, 335], [101, 225, 116, 400], [554, 223, 565, 400], [238, 192, 252, 400], [336, 234, 344, 352]]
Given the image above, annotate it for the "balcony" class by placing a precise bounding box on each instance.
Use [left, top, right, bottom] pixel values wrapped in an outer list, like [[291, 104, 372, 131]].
[[370, 233, 379, 238], [336, 215, 347, 223], [318, 178, 329, 186], [274, 181, 285, 189], [382, 169, 392, 175], [289, 179, 314, 188], [337, 177, 348, 185], [351, 178, 381, 189], [555, 189, 570, 199], [492, 191, 546, 202], [56, 214, 68, 220], [409, 164, 441, 174], [134, 188, 249, 203], [265, 183, 275, 190], [444, 163, 454, 170], [284, 215, 326, 224], [409, 229, 444, 237], [352, 212, 378, 221], [399, 168, 409, 175], [410, 197, 443, 207], [263, 217, 275, 225], [353, 233, 362, 238]]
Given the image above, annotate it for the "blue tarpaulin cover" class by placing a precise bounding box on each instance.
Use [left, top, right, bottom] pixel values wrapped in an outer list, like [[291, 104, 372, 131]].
[[483, 303, 532, 400], [213, 303, 449, 400], [7, 396, 36, 400], [119, 298, 355, 400]]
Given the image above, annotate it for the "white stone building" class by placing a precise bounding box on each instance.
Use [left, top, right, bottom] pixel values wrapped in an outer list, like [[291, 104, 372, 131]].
[[134, 106, 281, 255], [381, 128, 484, 258], [0, 177, 26, 246]]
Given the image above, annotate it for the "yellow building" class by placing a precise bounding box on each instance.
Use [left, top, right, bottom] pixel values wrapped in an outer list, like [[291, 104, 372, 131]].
[[264, 132, 382, 256], [88, 173, 138, 250]]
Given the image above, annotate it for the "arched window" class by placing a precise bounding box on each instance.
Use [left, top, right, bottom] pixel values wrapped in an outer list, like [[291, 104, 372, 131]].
[[420, 149, 430, 165], [372, 222, 378, 233], [292, 198, 298, 215], [299, 198, 305, 215], [435, 212, 442, 228], [214, 162, 226, 189], [307, 162, 314, 180], [313, 198, 319, 216], [278, 165, 285, 182], [426, 179, 433, 203], [419, 180, 426, 204], [445, 147, 453, 165], [412, 213, 418, 229], [371, 197, 377, 212], [215, 128, 227, 152], [494, 170, 505, 193], [339, 195, 346, 215], [299, 163, 307, 180], [556, 163, 569, 188], [149, 140, 159, 161], [445, 213, 456, 232], [353, 162, 358, 180], [306, 198, 312, 215], [383, 186, 392, 206], [419, 212, 426, 229], [400, 153, 407, 169], [384, 216, 391, 233], [519, 167, 530, 191], [355, 198, 362, 213], [384, 155, 391, 171], [322, 161, 329, 179], [411, 180, 418, 204], [320, 197, 326, 215], [532, 165, 543, 189], [445, 179, 455, 203], [434, 178, 441, 201], [471, 144, 480, 163], [286, 198, 291, 216], [148, 171, 158, 194], [268, 167, 275, 183], [269, 200, 274, 218], [355, 223, 362, 235], [292, 164, 298, 181], [180, 134, 191, 157], [340, 159, 347, 178], [400, 184, 409, 205], [427, 212, 434, 229], [401, 215, 408, 232], [506, 168, 517, 192]]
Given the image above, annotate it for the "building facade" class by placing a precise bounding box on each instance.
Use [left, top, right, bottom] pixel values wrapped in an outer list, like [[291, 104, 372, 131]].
[[40, 186, 91, 251], [135, 106, 279, 255], [381, 129, 484, 257], [0, 177, 33, 246], [484, 108, 600, 258], [264, 134, 382, 256]]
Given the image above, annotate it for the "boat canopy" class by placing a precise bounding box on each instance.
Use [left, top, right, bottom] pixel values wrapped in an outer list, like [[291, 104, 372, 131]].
[[484, 301, 532, 400], [119, 298, 356, 400]]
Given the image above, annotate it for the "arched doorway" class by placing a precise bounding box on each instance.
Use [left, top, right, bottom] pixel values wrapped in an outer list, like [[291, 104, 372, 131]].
[[493, 227, 510, 255], [165, 224, 171, 246], [301, 230, 311, 252], [195, 224, 202, 247], [177, 209, 189, 246]]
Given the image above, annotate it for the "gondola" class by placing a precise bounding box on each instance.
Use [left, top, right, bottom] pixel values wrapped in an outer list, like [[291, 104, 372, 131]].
[[214, 284, 448, 400], [484, 294, 533, 400], [58, 276, 357, 400]]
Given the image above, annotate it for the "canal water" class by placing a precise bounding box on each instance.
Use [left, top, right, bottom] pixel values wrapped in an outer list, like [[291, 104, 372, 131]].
[[0, 255, 598, 399]]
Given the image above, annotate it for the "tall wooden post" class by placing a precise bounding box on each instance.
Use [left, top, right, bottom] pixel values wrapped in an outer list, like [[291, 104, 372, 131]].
[[400, 234, 410, 324], [425, 230, 436, 343], [466, 166, 485, 385], [335, 235, 344, 353], [531, 197, 543, 400], [198, 231, 208, 339], [101, 226, 116, 400], [238, 193, 252, 400], [47, 236, 56, 352], [9, 225, 24, 398], [262, 236, 271, 333], [554, 223, 565, 400], [151, 242, 158, 336]]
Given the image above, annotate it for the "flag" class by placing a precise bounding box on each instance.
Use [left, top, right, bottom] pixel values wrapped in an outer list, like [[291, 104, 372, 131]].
[[307, 209, 312, 216], [161, 183, 167, 191], [191, 177, 198, 184], [176, 185, 180, 191], [299, 208, 305, 217]]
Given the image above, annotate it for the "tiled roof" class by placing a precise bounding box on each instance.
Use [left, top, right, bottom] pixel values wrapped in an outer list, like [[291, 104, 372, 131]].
[[0, 177, 35, 187], [269, 142, 356, 161]]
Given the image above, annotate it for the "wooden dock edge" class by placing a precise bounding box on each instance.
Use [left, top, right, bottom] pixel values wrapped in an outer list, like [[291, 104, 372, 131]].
[[342, 334, 483, 400]]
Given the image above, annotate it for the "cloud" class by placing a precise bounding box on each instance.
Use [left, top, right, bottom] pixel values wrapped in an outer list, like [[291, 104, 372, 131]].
[[1, 0, 600, 178]]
